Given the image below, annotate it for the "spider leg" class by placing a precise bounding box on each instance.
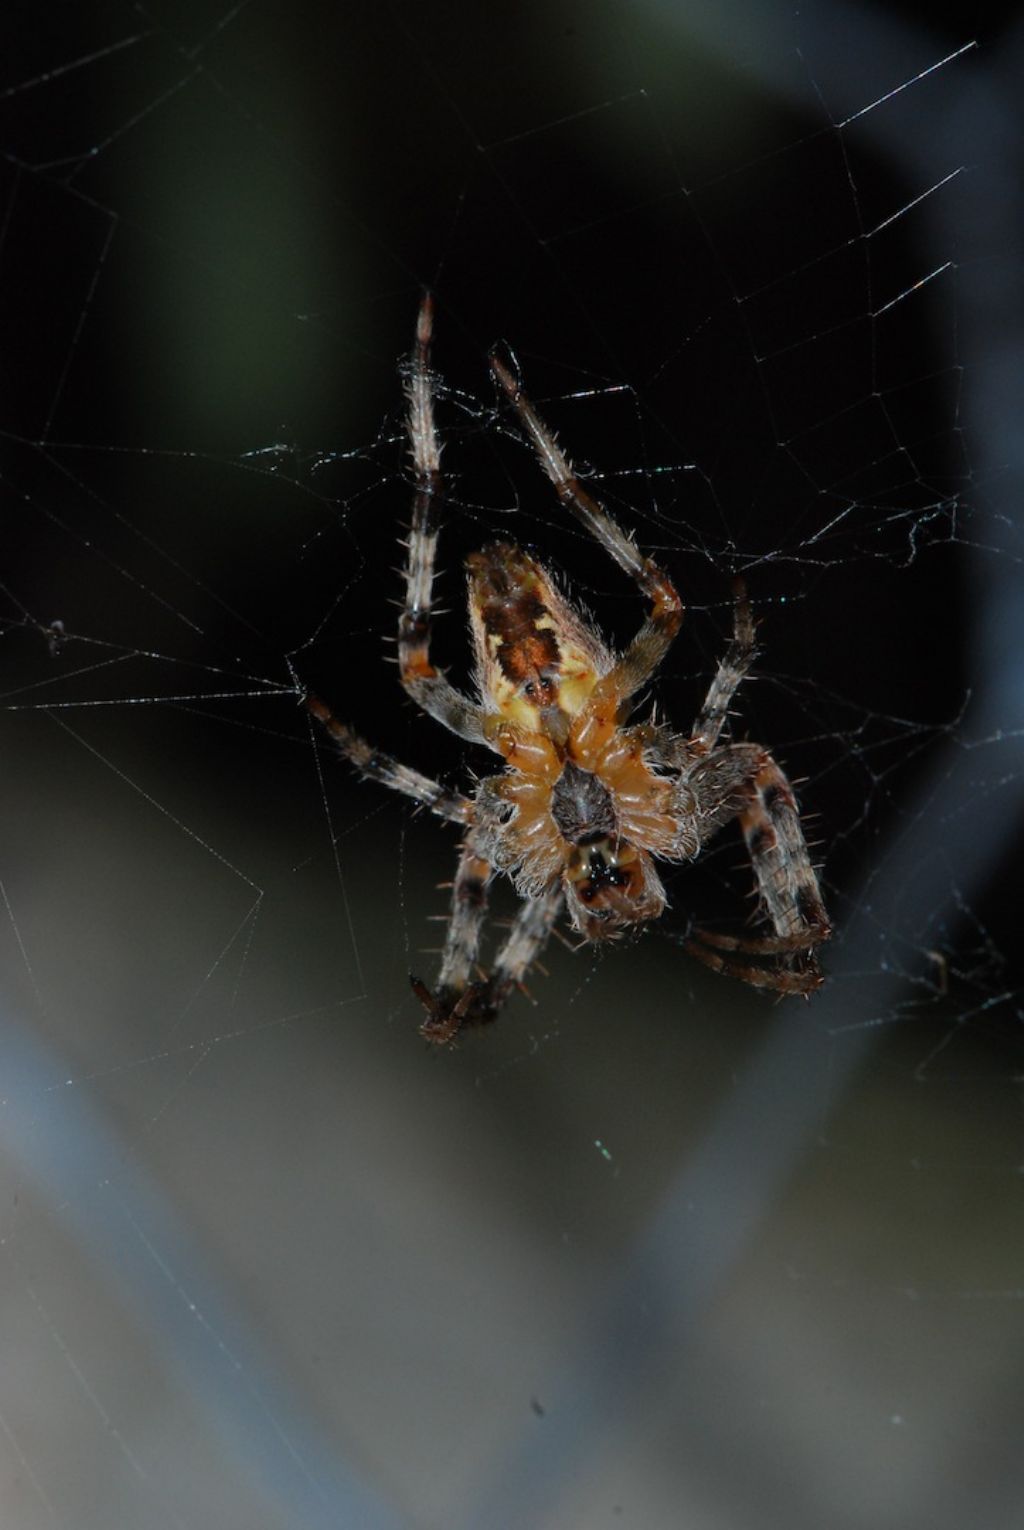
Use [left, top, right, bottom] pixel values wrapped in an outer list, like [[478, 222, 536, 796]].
[[415, 881, 564, 1045], [681, 746, 830, 989], [489, 350, 683, 705], [305, 693, 472, 825], [679, 741, 767, 847], [738, 756, 830, 946], [477, 882, 564, 1020], [683, 938, 824, 995], [400, 294, 492, 746], [413, 833, 495, 1044], [692, 577, 757, 753], [688, 926, 825, 955]]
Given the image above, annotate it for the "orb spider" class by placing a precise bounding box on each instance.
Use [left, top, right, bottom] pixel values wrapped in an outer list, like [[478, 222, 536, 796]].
[[306, 296, 831, 1043]]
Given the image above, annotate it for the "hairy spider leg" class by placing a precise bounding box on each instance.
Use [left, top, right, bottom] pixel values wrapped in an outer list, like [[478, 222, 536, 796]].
[[685, 754, 831, 992], [305, 693, 472, 825], [682, 939, 825, 994], [413, 832, 495, 1042], [488, 350, 683, 709], [418, 882, 565, 1045], [692, 577, 757, 753], [305, 689, 526, 1042], [740, 757, 831, 944], [482, 880, 564, 1015], [400, 294, 493, 746]]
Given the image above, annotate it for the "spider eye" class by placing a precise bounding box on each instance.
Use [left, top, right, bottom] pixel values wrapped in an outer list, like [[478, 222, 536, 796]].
[[522, 675, 555, 703], [567, 840, 630, 904], [564, 840, 666, 939]]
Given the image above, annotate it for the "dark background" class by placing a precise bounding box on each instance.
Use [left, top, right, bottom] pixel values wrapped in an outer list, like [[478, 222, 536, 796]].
[[3, 3, 1024, 1528]]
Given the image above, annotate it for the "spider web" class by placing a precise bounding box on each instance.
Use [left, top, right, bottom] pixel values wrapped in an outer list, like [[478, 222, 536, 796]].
[[3, 3, 1024, 1528]]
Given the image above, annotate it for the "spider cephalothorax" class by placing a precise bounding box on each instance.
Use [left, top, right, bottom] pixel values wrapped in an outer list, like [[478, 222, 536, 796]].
[[306, 295, 831, 1043]]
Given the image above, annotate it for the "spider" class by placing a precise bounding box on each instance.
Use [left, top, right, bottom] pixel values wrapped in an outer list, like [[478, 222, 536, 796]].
[[305, 295, 831, 1044]]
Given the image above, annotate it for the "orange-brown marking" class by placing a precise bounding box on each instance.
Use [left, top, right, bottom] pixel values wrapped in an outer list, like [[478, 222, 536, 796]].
[[468, 543, 606, 733]]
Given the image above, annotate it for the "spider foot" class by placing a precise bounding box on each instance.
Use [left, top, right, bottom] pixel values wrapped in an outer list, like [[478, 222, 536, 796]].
[[410, 975, 500, 1045]]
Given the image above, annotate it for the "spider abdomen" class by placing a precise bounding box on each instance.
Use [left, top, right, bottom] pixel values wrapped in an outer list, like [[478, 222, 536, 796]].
[[467, 543, 611, 732]]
